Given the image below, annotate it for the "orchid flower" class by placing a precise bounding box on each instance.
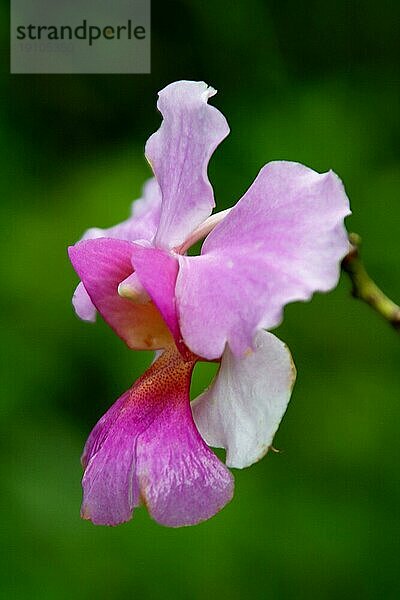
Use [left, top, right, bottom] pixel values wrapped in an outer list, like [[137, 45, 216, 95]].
[[69, 81, 350, 527]]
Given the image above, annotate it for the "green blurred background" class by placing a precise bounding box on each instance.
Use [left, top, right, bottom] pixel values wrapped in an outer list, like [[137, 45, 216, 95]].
[[1, 0, 399, 598]]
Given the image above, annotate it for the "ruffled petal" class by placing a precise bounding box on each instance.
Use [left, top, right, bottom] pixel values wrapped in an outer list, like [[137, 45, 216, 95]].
[[192, 331, 296, 469], [146, 81, 230, 249], [176, 161, 351, 359], [69, 238, 172, 350], [81, 349, 234, 527], [72, 178, 161, 321]]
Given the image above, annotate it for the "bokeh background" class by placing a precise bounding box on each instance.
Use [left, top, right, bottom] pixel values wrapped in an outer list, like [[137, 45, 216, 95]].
[[1, 0, 399, 598]]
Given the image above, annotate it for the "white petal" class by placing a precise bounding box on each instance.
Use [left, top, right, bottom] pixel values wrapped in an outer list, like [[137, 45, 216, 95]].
[[192, 331, 296, 469]]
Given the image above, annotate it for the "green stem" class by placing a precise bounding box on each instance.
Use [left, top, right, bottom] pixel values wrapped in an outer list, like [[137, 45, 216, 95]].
[[341, 233, 400, 332]]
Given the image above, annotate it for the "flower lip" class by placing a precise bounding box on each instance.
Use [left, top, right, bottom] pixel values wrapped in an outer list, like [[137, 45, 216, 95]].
[[81, 346, 234, 527]]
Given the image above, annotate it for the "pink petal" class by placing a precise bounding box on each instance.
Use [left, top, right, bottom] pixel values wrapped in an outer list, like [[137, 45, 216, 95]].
[[68, 238, 172, 350], [192, 331, 296, 469], [176, 161, 351, 359], [81, 388, 141, 525], [146, 81, 230, 249], [72, 178, 161, 322], [128, 178, 162, 239], [81, 391, 129, 470], [81, 349, 234, 527], [72, 282, 97, 322], [130, 243, 184, 353]]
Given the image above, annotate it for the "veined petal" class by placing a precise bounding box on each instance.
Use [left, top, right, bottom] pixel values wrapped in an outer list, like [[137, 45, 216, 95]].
[[146, 81, 230, 249], [192, 331, 296, 469], [82, 389, 130, 470], [129, 178, 162, 238], [176, 161, 351, 359], [81, 387, 141, 525], [72, 178, 161, 321], [82, 349, 234, 527], [69, 238, 172, 350]]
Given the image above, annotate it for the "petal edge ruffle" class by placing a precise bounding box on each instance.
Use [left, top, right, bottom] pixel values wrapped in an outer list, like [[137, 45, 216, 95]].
[[146, 81, 230, 249]]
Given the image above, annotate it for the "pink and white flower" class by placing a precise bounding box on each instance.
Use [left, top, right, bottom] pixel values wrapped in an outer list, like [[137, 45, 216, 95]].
[[69, 80, 350, 527]]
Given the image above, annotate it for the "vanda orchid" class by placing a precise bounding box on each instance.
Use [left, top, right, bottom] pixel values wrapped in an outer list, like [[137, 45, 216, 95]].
[[69, 80, 350, 527]]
